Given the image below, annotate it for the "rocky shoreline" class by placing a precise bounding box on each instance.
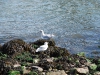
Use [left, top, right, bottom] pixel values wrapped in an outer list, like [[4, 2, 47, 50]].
[[0, 39, 100, 75]]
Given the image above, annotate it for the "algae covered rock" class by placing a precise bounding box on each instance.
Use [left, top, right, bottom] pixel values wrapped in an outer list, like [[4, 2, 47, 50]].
[[1, 39, 31, 56], [48, 46, 70, 57], [31, 39, 55, 46], [0, 58, 17, 75], [89, 64, 97, 70], [31, 39, 70, 58]]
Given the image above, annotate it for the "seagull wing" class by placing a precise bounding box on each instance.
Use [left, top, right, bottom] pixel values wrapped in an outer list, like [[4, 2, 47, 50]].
[[36, 45, 48, 52]]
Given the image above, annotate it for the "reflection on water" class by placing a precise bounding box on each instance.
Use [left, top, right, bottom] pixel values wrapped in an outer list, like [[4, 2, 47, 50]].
[[0, 0, 100, 57]]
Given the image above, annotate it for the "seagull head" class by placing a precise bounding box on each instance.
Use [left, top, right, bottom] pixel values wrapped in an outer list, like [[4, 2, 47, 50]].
[[40, 30, 43, 32]]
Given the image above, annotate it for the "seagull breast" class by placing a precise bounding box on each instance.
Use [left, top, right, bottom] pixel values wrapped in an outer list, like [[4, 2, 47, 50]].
[[36, 42, 48, 52]]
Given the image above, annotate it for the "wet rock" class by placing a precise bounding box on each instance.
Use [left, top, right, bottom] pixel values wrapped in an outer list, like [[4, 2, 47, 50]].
[[1, 39, 31, 56]]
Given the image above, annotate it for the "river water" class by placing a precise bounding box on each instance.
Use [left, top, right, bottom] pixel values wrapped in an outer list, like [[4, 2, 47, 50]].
[[0, 0, 100, 57]]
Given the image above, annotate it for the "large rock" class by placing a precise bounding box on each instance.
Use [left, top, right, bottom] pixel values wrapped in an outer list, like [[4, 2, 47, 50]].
[[1, 39, 31, 56], [31, 39, 56, 47], [31, 39, 70, 58], [48, 46, 70, 57]]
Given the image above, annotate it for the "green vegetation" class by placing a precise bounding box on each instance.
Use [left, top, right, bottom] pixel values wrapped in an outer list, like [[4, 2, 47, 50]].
[[8, 71, 20, 75], [15, 52, 33, 63], [29, 71, 38, 75], [33, 45, 39, 49], [0, 52, 7, 59], [89, 64, 97, 70], [77, 52, 85, 57]]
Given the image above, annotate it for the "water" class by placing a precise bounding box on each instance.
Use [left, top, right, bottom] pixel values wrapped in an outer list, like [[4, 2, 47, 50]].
[[0, 0, 100, 57]]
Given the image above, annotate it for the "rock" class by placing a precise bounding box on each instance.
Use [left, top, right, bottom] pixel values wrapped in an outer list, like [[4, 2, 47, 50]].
[[43, 57, 54, 63], [46, 70, 67, 75], [0, 58, 16, 75], [33, 58, 40, 63], [75, 67, 89, 74], [48, 46, 70, 57], [31, 39, 56, 46], [31, 66, 43, 72], [1, 39, 31, 56], [13, 63, 21, 68], [92, 59, 100, 64]]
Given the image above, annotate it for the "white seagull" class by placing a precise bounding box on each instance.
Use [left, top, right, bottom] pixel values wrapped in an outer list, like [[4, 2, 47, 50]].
[[40, 30, 54, 39], [36, 42, 48, 52]]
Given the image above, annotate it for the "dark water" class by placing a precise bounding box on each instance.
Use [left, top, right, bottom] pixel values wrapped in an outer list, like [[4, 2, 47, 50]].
[[0, 0, 100, 57]]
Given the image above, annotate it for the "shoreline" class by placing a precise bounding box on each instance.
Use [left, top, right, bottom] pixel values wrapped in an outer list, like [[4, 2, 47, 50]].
[[0, 38, 100, 75]]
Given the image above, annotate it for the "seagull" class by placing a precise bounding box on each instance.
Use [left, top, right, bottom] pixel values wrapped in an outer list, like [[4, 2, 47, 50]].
[[40, 30, 54, 39], [36, 42, 48, 52]]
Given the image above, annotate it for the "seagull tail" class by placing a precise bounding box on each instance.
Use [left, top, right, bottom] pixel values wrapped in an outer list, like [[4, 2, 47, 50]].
[[36, 48, 39, 52]]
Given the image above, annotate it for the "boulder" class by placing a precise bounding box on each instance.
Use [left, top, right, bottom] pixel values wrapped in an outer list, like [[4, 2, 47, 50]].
[[1, 39, 31, 56], [31, 39, 56, 46]]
